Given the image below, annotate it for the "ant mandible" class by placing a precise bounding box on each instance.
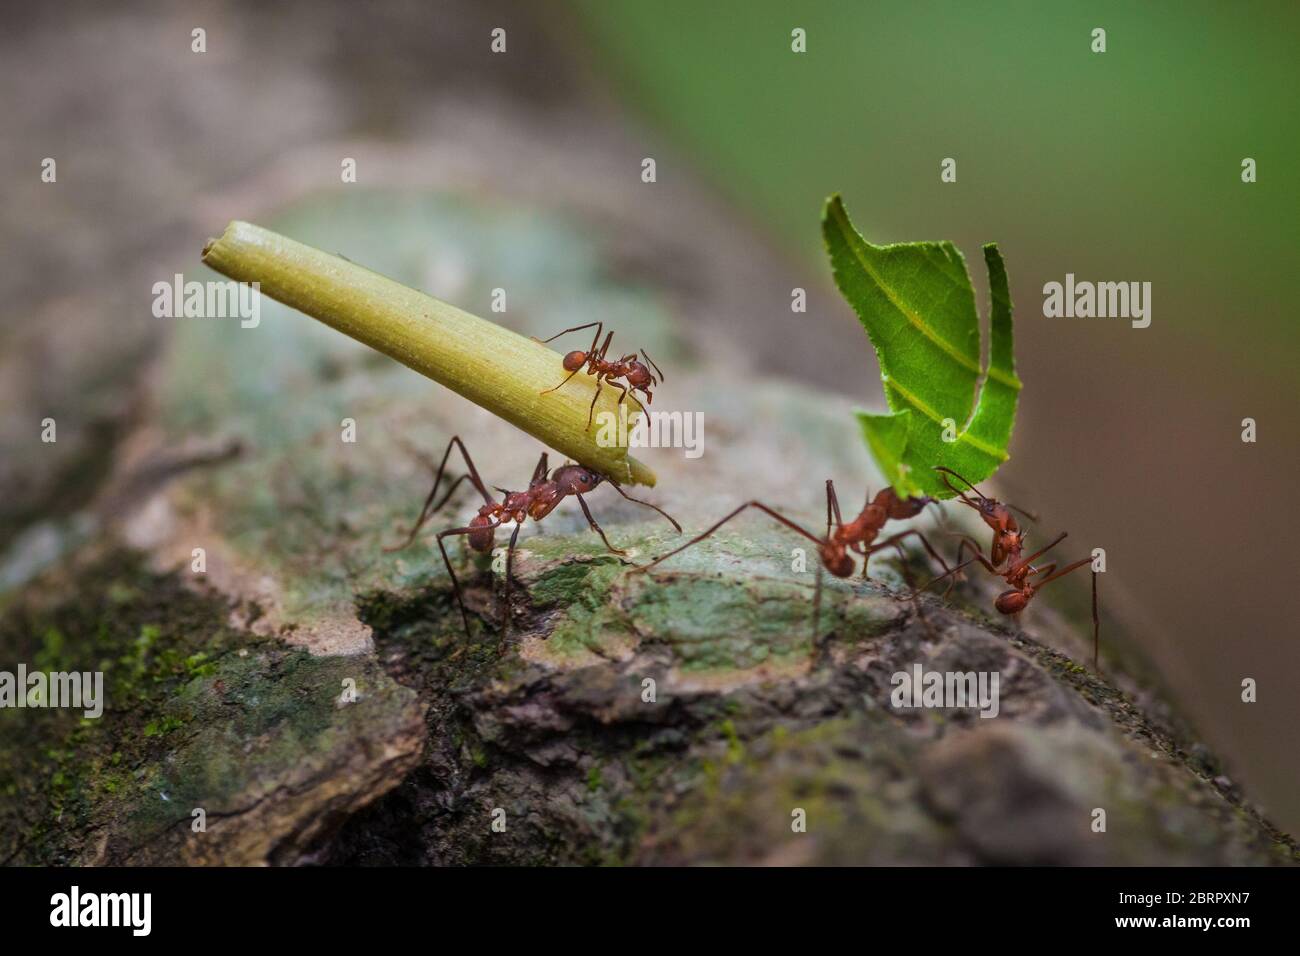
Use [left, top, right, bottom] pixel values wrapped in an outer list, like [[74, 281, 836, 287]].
[[534, 321, 666, 428], [923, 466, 1100, 665], [630, 480, 952, 636], [386, 436, 680, 636]]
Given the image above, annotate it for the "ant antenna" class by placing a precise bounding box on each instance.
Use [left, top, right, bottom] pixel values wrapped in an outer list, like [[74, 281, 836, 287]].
[[934, 466, 988, 502], [608, 481, 682, 532], [1008, 502, 1040, 523]]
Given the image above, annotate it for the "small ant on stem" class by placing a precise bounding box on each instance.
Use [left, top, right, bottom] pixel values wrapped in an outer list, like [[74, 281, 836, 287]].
[[386, 436, 680, 637], [920, 466, 1100, 666], [534, 321, 666, 427], [630, 481, 952, 639]]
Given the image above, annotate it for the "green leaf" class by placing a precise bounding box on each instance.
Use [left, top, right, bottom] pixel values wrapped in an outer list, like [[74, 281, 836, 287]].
[[821, 195, 1021, 499]]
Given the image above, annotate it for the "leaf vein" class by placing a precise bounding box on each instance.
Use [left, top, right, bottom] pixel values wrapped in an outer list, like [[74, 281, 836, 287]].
[[832, 203, 981, 376], [886, 377, 1008, 461]]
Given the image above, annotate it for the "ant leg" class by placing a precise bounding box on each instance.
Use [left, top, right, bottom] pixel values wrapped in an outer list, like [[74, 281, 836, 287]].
[[440, 436, 494, 503], [825, 480, 844, 538], [501, 522, 523, 638], [384, 474, 470, 552], [435, 524, 496, 638], [586, 377, 606, 429], [1009, 531, 1069, 574], [853, 488, 881, 581], [914, 534, 988, 601], [606, 481, 682, 532], [534, 321, 602, 347], [1022, 556, 1098, 665], [912, 545, 1001, 598], [1092, 569, 1099, 669], [640, 349, 666, 382], [889, 537, 937, 637], [529, 451, 550, 486], [812, 563, 825, 650], [386, 435, 494, 551], [598, 330, 615, 362], [631, 501, 824, 574], [942, 535, 989, 597], [541, 367, 583, 396], [863, 529, 953, 585], [573, 492, 627, 556]]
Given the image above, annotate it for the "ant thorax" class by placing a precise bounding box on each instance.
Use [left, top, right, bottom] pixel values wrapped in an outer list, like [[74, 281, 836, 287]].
[[526, 482, 563, 520], [502, 491, 529, 509], [838, 504, 888, 544]]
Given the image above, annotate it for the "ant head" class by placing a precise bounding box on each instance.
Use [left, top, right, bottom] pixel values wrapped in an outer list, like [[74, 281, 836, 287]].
[[886, 494, 930, 521], [553, 464, 602, 495], [624, 362, 654, 389], [562, 351, 587, 372], [819, 542, 855, 578]]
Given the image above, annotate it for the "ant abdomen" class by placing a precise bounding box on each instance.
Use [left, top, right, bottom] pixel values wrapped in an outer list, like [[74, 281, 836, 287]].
[[468, 514, 496, 552], [995, 589, 1029, 614], [562, 351, 587, 372]]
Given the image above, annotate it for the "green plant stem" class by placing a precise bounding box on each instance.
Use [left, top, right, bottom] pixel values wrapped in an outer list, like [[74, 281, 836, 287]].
[[201, 221, 655, 486]]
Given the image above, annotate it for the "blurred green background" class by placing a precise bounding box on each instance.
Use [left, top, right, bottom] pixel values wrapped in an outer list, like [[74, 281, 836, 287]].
[[576, 0, 1297, 361]]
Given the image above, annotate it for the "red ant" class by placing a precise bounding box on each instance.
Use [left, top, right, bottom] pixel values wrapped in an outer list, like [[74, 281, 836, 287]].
[[534, 322, 665, 427], [933, 466, 1038, 572], [924, 466, 1100, 665], [386, 436, 680, 636], [630, 481, 953, 636]]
